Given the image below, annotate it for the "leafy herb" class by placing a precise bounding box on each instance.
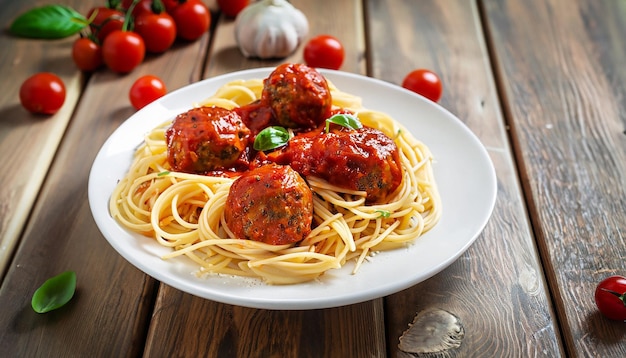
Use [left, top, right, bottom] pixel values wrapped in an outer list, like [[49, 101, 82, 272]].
[[375, 210, 391, 218], [31, 271, 77, 313], [254, 126, 290, 151], [157, 171, 170, 177], [10, 5, 88, 39], [325, 113, 363, 133]]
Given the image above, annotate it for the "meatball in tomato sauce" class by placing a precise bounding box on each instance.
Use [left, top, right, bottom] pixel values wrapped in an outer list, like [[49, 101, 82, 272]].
[[262, 63, 332, 130], [165, 106, 251, 173], [225, 164, 313, 245], [269, 127, 403, 203]]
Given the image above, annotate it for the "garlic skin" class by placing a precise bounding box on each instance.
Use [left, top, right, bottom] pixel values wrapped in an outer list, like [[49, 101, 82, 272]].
[[235, 0, 309, 59]]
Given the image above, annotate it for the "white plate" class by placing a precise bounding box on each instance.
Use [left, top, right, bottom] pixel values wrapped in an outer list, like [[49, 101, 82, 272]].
[[88, 68, 497, 310]]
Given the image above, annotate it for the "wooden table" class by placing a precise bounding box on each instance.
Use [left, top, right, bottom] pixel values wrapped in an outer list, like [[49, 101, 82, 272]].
[[1, 0, 625, 356]]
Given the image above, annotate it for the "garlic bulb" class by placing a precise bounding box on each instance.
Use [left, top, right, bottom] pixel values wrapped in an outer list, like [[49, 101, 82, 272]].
[[235, 0, 309, 59]]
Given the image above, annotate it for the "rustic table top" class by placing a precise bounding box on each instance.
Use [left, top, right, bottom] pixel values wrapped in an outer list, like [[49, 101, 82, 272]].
[[1, 0, 625, 356]]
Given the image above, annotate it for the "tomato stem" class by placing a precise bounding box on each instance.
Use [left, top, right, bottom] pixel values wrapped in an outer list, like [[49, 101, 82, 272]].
[[151, 0, 166, 14], [600, 288, 626, 305], [106, 0, 122, 10], [86, 8, 99, 24], [122, 0, 141, 31]]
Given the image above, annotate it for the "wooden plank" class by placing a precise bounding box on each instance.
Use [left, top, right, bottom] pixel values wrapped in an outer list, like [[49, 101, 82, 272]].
[[145, 285, 385, 357], [0, 0, 86, 277], [481, 0, 626, 356], [144, 1, 387, 357], [0, 4, 211, 356], [204, 0, 366, 76], [364, 0, 564, 356]]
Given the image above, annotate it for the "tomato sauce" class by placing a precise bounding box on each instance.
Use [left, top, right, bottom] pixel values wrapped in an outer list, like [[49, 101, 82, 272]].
[[267, 126, 402, 203], [224, 164, 313, 245], [165, 106, 251, 173], [165, 63, 404, 245], [262, 63, 332, 129]]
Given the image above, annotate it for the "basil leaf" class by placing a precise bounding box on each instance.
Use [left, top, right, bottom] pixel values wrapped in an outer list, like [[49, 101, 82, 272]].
[[31, 271, 77, 313], [375, 209, 391, 218], [10, 5, 88, 39], [325, 113, 363, 133], [254, 126, 290, 151]]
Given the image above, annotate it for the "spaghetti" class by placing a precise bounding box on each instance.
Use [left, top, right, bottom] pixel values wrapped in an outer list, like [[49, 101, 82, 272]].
[[109, 75, 441, 284]]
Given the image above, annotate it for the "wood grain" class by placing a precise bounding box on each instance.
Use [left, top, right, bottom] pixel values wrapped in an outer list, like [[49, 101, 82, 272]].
[[3, 0, 624, 355], [365, 0, 564, 356], [204, 0, 365, 76], [145, 285, 385, 358], [482, 0, 626, 356], [0, 0, 88, 278], [0, 3, 211, 355]]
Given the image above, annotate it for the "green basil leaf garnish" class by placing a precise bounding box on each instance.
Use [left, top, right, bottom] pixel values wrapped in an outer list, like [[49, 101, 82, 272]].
[[10, 5, 88, 39], [375, 210, 391, 218], [254, 126, 290, 151], [325, 113, 363, 133], [31, 271, 77, 313]]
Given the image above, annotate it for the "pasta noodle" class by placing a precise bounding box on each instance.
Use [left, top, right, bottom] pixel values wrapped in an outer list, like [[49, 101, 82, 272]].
[[109, 77, 441, 284]]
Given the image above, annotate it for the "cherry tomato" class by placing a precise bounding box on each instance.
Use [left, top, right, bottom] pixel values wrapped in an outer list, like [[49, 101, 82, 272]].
[[87, 7, 125, 43], [121, 0, 134, 9], [135, 12, 177, 53], [162, 0, 182, 13], [72, 37, 103, 72], [129, 75, 167, 110], [303, 35, 345, 70], [170, 0, 211, 41], [595, 275, 626, 321], [102, 30, 146, 74], [19, 73, 66, 115], [121, 0, 153, 17], [402, 69, 443, 102], [217, 0, 249, 17]]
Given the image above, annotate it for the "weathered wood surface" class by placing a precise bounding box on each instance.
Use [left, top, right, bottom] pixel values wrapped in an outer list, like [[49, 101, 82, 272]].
[[0, 0, 86, 277], [367, 0, 562, 356], [482, 0, 626, 356], [0, 0, 209, 355], [1, 0, 625, 356]]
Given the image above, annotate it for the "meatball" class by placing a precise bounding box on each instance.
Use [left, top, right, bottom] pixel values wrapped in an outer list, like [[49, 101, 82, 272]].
[[268, 127, 403, 203], [165, 106, 251, 173], [224, 164, 313, 245], [262, 63, 332, 129]]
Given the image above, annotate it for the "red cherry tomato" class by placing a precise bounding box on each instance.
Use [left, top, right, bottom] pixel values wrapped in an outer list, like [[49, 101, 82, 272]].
[[162, 0, 182, 13], [303, 35, 345, 70], [87, 7, 125, 43], [121, 0, 153, 17], [102, 30, 146, 74], [134, 12, 177, 53], [402, 69, 443, 102], [19, 73, 66, 115], [170, 0, 211, 41], [595, 275, 626, 321], [129, 75, 167, 110], [121, 0, 133, 9], [217, 0, 249, 17], [72, 37, 103, 72]]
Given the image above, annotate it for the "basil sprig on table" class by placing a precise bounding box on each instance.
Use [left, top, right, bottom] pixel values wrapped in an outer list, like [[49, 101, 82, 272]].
[[325, 113, 362, 133], [10, 5, 88, 39], [31, 271, 77, 313]]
